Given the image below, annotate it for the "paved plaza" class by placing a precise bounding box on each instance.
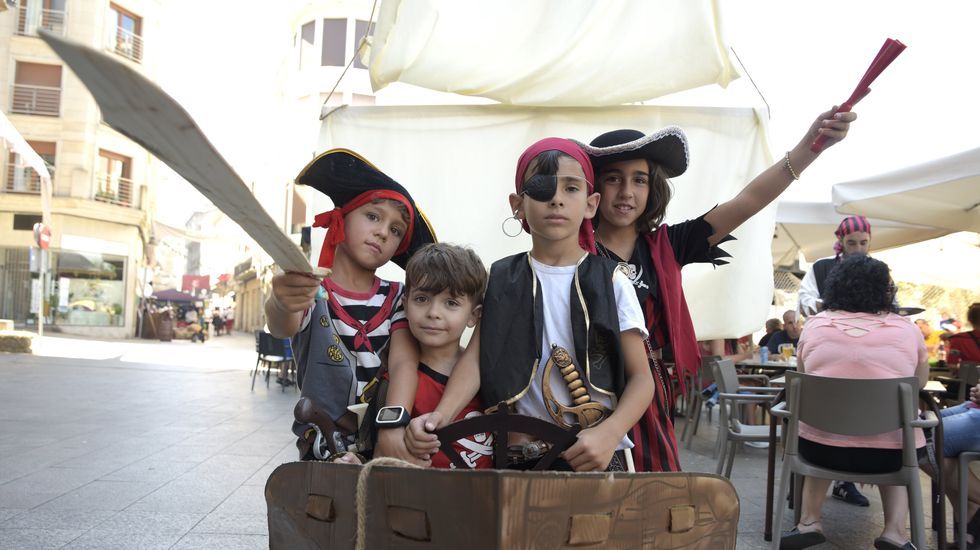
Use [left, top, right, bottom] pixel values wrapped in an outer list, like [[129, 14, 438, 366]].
[[0, 333, 955, 549]]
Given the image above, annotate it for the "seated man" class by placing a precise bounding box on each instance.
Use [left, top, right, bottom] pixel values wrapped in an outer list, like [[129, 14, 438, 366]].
[[766, 310, 802, 355]]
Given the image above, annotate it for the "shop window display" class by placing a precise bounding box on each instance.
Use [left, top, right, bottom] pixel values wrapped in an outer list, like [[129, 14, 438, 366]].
[[52, 250, 126, 326]]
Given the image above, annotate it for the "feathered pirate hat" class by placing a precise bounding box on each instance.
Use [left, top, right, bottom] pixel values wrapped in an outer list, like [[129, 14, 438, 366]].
[[295, 149, 436, 269], [578, 126, 690, 178]]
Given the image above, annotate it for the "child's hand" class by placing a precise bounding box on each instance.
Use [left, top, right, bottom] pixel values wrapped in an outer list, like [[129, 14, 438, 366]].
[[270, 272, 321, 314], [329, 452, 363, 465], [375, 427, 430, 467], [802, 107, 857, 152], [561, 425, 621, 472], [970, 384, 980, 404], [404, 413, 442, 460]]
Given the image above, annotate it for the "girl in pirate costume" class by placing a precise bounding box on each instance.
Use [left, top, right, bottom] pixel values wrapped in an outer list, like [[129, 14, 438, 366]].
[[266, 149, 436, 464], [406, 138, 654, 472], [580, 107, 857, 472]]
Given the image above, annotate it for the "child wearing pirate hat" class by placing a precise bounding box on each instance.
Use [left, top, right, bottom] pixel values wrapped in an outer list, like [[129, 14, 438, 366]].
[[266, 149, 436, 464], [579, 107, 858, 473]]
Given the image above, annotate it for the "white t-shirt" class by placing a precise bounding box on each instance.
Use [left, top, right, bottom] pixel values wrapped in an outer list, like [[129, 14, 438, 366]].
[[516, 256, 648, 450]]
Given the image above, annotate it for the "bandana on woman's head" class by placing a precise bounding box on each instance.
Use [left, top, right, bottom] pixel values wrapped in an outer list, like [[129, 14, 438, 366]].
[[312, 190, 415, 269], [514, 138, 596, 254], [833, 215, 872, 255]]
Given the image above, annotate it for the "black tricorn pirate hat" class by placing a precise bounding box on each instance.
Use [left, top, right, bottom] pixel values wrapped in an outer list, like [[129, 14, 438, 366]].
[[578, 126, 690, 179], [295, 149, 437, 269]]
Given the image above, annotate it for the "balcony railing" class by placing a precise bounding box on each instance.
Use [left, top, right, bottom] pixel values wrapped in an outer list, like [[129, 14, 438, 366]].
[[17, 5, 67, 37], [10, 84, 61, 117], [94, 174, 135, 207], [111, 27, 143, 63], [4, 164, 48, 194]]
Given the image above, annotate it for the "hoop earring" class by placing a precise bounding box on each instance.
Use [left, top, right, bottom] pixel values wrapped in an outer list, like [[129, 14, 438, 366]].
[[501, 213, 523, 238]]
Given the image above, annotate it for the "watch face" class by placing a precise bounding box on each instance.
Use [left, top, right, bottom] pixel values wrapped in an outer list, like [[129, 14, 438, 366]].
[[378, 407, 403, 422]]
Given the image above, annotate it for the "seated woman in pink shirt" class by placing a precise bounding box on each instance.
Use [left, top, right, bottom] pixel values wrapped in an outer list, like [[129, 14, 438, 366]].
[[781, 255, 928, 550]]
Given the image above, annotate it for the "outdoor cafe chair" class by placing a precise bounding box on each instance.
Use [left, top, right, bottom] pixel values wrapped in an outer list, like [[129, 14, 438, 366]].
[[769, 371, 938, 550], [680, 355, 719, 449], [252, 330, 292, 391], [711, 359, 782, 476], [956, 451, 980, 550], [938, 361, 980, 408]]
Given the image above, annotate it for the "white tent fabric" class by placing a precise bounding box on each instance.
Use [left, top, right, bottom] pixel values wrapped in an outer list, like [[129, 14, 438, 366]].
[[832, 146, 980, 234], [772, 201, 949, 267], [0, 109, 52, 225], [368, 0, 737, 106], [315, 104, 773, 339]]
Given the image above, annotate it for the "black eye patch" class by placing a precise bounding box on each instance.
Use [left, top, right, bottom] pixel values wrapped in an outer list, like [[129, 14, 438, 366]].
[[520, 174, 558, 202]]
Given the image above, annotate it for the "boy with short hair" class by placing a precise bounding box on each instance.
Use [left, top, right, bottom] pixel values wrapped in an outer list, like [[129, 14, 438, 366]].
[[406, 138, 654, 472], [395, 243, 493, 469], [266, 149, 436, 462]]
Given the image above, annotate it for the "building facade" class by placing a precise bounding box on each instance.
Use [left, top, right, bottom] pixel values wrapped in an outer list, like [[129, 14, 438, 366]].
[[0, 0, 163, 337]]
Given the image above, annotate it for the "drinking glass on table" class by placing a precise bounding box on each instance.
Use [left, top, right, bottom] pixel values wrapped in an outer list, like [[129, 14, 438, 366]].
[[779, 343, 795, 362]]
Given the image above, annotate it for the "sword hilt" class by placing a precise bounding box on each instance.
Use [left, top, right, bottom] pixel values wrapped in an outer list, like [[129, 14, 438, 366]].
[[543, 345, 610, 429]]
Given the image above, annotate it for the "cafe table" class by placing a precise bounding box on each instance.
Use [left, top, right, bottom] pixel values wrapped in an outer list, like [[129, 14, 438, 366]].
[[735, 359, 798, 375]]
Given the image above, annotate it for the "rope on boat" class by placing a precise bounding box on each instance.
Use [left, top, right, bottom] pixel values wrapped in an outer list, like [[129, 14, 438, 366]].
[[354, 456, 423, 550]]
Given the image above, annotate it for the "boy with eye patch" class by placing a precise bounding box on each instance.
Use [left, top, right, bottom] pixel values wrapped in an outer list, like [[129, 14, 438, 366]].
[[406, 138, 654, 472]]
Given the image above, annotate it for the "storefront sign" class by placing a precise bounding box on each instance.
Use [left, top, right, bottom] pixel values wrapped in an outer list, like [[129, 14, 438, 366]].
[[234, 258, 253, 279]]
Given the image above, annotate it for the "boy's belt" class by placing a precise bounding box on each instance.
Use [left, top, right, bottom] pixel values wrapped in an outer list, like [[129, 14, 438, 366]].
[[507, 440, 552, 462]]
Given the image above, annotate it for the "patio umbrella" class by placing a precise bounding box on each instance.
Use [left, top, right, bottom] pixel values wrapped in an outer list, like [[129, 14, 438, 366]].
[[151, 288, 196, 303], [773, 201, 948, 267], [832, 146, 980, 234]]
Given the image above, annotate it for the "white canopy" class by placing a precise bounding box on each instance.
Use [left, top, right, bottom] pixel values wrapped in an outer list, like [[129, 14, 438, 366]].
[[772, 201, 948, 267], [368, 0, 737, 106], [316, 103, 773, 339], [0, 109, 52, 225], [832, 146, 980, 234]]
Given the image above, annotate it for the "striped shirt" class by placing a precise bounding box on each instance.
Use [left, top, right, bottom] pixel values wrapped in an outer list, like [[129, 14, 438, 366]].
[[299, 277, 407, 397]]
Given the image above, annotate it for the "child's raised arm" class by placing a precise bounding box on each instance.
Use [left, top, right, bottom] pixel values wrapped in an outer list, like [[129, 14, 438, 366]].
[[265, 272, 320, 338], [561, 329, 654, 471], [404, 322, 483, 459], [704, 107, 857, 246]]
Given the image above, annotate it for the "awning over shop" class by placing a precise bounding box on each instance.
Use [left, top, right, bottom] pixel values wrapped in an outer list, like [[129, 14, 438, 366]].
[[367, 0, 737, 106], [151, 288, 196, 303], [832, 146, 980, 234], [56, 251, 122, 278]]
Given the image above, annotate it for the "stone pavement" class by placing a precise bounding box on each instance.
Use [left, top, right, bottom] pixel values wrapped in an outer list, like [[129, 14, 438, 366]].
[[0, 333, 956, 549]]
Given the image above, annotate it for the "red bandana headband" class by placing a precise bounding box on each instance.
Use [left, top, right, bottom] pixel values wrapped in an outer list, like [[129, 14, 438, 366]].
[[312, 190, 414, 269], [514, 138, 597, 254], [833, 215, 872, 255]]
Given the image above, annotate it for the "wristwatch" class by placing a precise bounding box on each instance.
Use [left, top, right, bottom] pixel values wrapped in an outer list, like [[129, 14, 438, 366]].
[[375, 405, 411, 429]]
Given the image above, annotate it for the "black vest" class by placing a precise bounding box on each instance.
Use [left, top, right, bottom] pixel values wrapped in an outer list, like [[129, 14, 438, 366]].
[[812, 257, 839, 299], [479, 253, 626, 410]]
